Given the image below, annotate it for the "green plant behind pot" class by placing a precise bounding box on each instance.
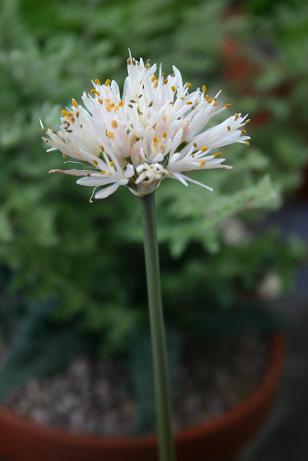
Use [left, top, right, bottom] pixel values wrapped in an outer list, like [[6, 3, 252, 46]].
[[0, 0, 307, 419]]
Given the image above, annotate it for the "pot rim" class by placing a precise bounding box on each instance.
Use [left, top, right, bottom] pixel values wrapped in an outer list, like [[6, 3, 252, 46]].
[[0, 333, 285, 449]]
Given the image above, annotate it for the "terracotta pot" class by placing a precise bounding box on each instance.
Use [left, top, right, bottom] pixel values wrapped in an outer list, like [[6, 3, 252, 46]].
[[0, 334, 284, 461]]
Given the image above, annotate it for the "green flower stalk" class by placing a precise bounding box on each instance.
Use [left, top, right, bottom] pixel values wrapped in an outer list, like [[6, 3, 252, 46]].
[[140, 192, 175, 461], [42, 54, 249, 461]]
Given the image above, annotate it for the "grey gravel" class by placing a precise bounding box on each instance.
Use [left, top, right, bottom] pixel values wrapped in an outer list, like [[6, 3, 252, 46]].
[[6, 334, 267, 436]]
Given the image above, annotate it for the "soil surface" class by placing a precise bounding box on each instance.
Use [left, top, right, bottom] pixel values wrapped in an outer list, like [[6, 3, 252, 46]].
[[6, 334, 267, 436]]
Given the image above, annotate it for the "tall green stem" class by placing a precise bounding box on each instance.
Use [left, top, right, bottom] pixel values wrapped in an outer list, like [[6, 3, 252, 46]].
[[140, 192, 175, 461]]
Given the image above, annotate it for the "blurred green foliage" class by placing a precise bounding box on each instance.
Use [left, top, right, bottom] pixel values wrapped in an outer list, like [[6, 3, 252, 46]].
[[0, 0, 307, 405]]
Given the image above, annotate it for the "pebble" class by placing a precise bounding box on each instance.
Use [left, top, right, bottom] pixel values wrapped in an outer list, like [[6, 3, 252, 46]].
[[6, 334, 267, 435]]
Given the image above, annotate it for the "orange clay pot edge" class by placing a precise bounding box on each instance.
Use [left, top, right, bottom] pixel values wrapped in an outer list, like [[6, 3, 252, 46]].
[[0, 333, 285, 449]]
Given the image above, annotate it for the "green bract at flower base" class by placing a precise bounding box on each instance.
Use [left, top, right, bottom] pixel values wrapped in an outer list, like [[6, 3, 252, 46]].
[[43, 55, 250, 461]]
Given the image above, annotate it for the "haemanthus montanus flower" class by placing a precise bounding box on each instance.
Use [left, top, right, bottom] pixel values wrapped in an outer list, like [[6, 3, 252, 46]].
[[42, 54, 250, 201]]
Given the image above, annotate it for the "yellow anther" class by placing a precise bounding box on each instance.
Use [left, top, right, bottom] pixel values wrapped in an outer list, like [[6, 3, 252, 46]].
[[93, 160, 98, 166], [71, 98, 78, 108], [100, 170, 106, 174], [162, 131, 167, 139], [106, 130, 114, 139], [98, 98, 103, 105], [241, 129, 247, 134], [199, 159, 206, 168], [186, 101, 193, 105], [186, 82, 192, 89], [171, 85, 176, 92], [151, 75, 157, 82], [94, 79, 101, 85], [244, 140, 250, 146], [61, 109, 71, 117], [164, 78, 168, 84], [213, 152, 222, 158], [108, 161, 114, 167], [224, 103, 232, 109], [105, 99, 114, 112], [245, 119, 251, 124], [201, 146, 208, 152], [91, 89, 100, 96], [105, 79, 111, 86], [153, 136, 159, 145], [193, 142, 197, 147], [201, 84, 207, 93], [227, 126, 231, 131], [119, 101, 124, 107], [153, 80, 158, 88], [111, 120, 118, 129]]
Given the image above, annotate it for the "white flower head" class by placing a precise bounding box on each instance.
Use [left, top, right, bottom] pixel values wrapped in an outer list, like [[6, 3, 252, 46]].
[[43, 54, 250, 201]]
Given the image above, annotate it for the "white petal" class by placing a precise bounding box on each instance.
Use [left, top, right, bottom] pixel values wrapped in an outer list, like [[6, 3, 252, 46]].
[[77, 175, 116, 186], [94, 183, 120, 199], [49, 169, 94, 177], [125, 164, 135, 177], [181, 174, 213, 191], [170, 172, 189, 186]]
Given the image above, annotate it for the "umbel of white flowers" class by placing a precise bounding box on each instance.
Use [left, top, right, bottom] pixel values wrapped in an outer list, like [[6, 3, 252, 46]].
[[42, 55, 250, 201]]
